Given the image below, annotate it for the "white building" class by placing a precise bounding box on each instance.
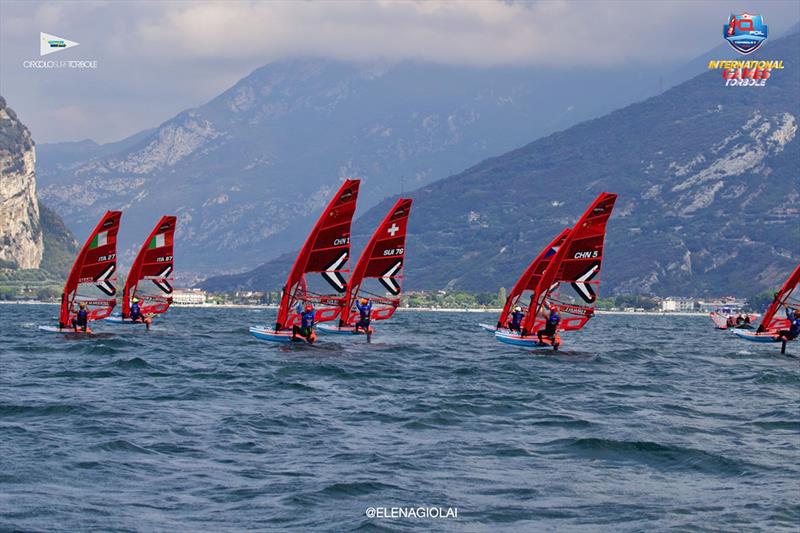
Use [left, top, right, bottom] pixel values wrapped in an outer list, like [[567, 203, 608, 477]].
[[696, 297, 747, 312], [172, 289, 207, 305], [661, 297, 696, 312]]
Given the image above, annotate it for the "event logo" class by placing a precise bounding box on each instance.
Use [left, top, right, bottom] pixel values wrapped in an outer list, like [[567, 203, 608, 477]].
[[23, 32, 97, 69], [708, 12, 782, 87], [723, 13, 767, 55], [40, 32, 79, 56]]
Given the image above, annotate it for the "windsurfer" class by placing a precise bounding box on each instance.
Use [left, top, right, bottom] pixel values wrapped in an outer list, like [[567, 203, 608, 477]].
[[292, 303, 316, 343], [72, 302, 89, 332], [776, 308, 800, 341], [354, 297, 372, 334], [128, 297, 152, 329], [508, 306, 524, 332], [537, 302, 560, 348]]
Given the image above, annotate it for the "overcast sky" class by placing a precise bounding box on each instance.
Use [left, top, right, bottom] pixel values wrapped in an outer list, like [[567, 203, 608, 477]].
[[1, 0, 797, 143]]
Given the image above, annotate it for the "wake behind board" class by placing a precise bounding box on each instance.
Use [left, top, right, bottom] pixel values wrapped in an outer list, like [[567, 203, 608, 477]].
[[38, 325, 93, 334]]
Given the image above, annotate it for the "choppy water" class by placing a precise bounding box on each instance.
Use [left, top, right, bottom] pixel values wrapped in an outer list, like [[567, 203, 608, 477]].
[[1, 304, 798, 532]]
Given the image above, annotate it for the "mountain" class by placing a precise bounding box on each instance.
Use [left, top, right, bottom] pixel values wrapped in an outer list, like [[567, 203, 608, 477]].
[[203, 32, 800, 297], [1, 96, 43, 269], [36, 58, 681, 274], [0, 96, 78, 280]]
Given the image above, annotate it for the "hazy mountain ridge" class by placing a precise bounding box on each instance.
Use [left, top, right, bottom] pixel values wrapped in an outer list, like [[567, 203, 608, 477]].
[[37, 58, 676, 273], [203, 32, 800, 297]]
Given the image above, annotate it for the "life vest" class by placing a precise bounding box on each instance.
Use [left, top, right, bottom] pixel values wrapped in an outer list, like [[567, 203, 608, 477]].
[[300, 310, 315, 328], [356, 301, 372, 319]]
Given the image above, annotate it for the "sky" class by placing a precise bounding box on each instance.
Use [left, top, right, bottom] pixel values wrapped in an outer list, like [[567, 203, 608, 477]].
[[1, 0, 798, 144]]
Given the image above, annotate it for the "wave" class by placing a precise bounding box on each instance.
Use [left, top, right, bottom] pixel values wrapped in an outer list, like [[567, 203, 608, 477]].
[[553, 437, 760, 476]]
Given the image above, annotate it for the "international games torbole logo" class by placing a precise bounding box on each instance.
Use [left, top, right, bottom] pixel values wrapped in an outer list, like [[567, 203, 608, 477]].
[[723, 13, 767, 55], [707, 11, 783, 87]]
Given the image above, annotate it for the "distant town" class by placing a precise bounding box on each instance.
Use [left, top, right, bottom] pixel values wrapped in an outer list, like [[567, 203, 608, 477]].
[[0, 279, 767, 314]]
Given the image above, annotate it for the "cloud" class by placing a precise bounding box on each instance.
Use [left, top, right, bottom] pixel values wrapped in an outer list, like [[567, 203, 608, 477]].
[[0, 0, 798, 143], [131, 0, 799, 66]]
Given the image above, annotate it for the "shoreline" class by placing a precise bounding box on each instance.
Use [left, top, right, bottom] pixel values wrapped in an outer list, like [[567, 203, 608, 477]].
[[0, 300, 708, 316]]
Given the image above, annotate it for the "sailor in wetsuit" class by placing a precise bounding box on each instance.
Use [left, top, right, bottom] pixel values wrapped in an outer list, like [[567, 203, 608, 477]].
[[71, 301, 89, 332], [507, 306, 524, 332], [292, 303, 316, 343], [354, 297, 372, 334], [777, 308, 800, 341], [128, 297, 152, 329], [537, 303, 560, 348]]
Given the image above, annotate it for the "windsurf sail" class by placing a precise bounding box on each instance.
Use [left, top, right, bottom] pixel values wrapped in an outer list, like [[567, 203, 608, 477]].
[[338, 198, 412, 327], [59, 211, 122, 328], [495, 228, 570, 330], [122, 215, 176, 318], [274, 179, 361, 331], [521, 192, 617, 334], [756, 263, 800, 333]]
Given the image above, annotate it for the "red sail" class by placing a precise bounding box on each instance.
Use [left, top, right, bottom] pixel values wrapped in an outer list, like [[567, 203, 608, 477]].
[[496, 228, 570, 329], [339, 198, 412, 326], [523, 193, 617, 333], [275, 179, 360, 330], [123, 215, 176, 318], [758, 263, 800, 332], [59, 211, 122, 327]]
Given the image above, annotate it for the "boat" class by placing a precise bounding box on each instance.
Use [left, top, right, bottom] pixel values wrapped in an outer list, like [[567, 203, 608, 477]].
[[733, 263, 800, 352], [709, 309, 759, 330], [495, 193, 617, 350], [250, 179, 360, 343], [105, 216, 177, 326], [40, 211, 122, 333], [483, 228, 570, 336], [317, 198, 413, 340]]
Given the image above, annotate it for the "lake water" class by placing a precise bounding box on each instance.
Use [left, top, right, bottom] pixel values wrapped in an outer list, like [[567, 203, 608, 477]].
[[2, 304, 798, 531]]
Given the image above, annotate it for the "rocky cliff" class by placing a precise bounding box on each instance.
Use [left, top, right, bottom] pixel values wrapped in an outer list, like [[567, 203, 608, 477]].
[[0, 96, 43, 269]]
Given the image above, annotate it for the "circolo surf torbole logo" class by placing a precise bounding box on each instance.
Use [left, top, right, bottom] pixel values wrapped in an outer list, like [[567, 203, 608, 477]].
[[707, 12, 784, 87], [23, 32, 98, 69]]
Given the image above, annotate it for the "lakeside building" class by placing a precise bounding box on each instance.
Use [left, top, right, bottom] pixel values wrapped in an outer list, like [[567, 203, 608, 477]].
[[696, 297, 747, 312], [172, 288, 207, 305], [660, 297, 696, 312]]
